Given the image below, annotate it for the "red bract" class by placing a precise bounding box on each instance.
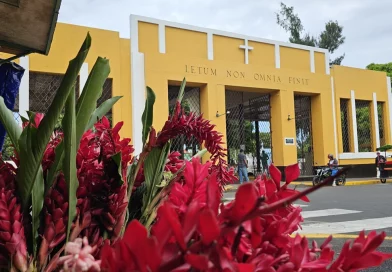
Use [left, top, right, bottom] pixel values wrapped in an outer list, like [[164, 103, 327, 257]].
[[100, 161, 392, 272], [22, 112, 44, 129], [0, 163, 28, 272], [76, 117, 133, 247], [156, 101, 236, 189], [100, 219, 161, 271], [34, 115, 134, 269], [328, 230, 392, 271]]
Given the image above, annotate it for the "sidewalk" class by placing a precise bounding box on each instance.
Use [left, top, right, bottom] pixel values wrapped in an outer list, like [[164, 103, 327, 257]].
[[224, 177, 392, 191]]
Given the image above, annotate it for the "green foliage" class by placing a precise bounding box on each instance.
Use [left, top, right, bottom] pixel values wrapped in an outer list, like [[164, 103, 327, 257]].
[[356, 106, 372, 152], [62, 88, 78, 242], [46, 57, 111, 189], [0, 34, 122, 261], [276, 2, 345, 65], [366, 63, 392, 78], [142, 87, 156, 145], [2, 134, 14, 161], [227, 120, 271, 157]]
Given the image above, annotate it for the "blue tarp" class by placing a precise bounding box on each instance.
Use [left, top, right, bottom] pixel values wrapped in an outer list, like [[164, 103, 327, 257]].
[[0, 62, 25, 151]]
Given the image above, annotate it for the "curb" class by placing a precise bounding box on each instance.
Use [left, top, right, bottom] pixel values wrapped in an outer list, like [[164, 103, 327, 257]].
[[291, 179, 392, 187], [290, 233, 392, 240], [224, 179, 392, 191]]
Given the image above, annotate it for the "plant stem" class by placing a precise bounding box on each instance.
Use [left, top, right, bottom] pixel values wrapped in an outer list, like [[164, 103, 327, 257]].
[[231, 225, 244, 256]]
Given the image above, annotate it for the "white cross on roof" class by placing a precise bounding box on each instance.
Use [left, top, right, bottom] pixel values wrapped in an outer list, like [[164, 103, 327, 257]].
[[239, 39, 254, 64]]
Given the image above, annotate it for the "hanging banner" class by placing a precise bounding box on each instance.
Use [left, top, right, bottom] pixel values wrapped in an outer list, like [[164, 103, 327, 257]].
[[0, 61, 25, 151]]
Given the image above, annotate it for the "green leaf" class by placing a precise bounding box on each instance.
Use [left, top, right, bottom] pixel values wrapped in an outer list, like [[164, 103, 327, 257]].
[[20, 115, 29, 124], [76, 57, 110, 144], [177, 78, 186, 104], [86, 96, 122, 131], [142, 143, 170, 216], [31, 165, 44, 257], [16, 33, 91, 208], [192, 148, 207, 160], [126, 161, 138, 198], [45, 141, 64, 194], [62, 88, 78, 242], [18, 115, 44, 257], [45, 62, 115, 191], [141, 87, 156, 145], [0, 97, 22, 153], [112, 152, 123, 185]]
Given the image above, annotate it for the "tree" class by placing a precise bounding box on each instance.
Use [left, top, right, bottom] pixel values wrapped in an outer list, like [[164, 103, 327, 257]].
[[276, 2, 345, 65], [366, 63, 392, 78]]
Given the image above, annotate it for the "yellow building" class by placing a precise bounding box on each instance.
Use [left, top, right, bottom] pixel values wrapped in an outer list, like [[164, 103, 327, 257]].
[[1, 15, 391, 179]]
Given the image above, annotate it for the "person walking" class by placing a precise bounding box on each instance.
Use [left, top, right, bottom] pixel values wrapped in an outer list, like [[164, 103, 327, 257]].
[[237, 149, 249, 184], [375, 151, 386, 178], [261, 150, 269, 174]]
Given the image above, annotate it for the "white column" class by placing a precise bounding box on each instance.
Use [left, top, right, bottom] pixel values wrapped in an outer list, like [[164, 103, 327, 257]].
[[387, 77, 392, 143], [207, 32, 214, 60], [350, 90, 359, 153], [372, 92, 380, 148], [131, 52, 146, 156], [310, 50, 315, 73], [325, 52, 330, 75], [158, 24, 166, 54], [331, 77, 338, 157], [275, 44, 280, 69], [18, 56, 29, 121], [79, 63, 88, 94], [130, 15, 146, 155]]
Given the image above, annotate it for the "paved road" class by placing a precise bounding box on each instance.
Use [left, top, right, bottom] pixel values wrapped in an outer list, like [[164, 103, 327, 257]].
[[223, 183, 392, 271]]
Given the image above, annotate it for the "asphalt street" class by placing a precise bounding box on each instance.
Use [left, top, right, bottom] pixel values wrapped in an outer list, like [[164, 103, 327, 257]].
[[223, 183, 392, 271]]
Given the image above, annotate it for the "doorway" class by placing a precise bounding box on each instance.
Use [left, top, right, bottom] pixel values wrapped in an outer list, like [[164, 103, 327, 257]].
[[294, 95, 314, 176], [225, 89, 272, 176]]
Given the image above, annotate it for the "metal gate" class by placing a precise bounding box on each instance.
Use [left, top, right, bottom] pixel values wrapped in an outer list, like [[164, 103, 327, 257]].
[[225, 90, 272, 176], [168, 85, 201, 160], [294, 95, 314, 176]]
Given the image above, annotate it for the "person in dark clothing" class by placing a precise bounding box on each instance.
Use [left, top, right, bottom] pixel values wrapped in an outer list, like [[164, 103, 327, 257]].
[[375, 151, 386, 178], [261, 150, 269, 174], [237, 149, 249, 184]]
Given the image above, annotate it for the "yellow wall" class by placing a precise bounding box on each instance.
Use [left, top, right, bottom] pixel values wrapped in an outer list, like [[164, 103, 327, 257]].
[[315, 52, 326, 74], [14, 20, 391, 168], [332, 65, 390, 162], [26, 23, 132, 139], [280, 47, 310, 72], [248, 42, 275, 68], [139, 19, 331, 166], [213, 35, 244, 64]]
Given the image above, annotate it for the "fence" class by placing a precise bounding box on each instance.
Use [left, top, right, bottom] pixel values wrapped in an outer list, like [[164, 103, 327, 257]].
[[355, 100, 372, 152], [168, 85, 201, 160], [340, 99, 351, 152]]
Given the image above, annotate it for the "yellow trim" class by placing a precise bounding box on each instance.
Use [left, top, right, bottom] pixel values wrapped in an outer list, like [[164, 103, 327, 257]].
[[290, 234, 392, 240], [224, 179, 392, 191]]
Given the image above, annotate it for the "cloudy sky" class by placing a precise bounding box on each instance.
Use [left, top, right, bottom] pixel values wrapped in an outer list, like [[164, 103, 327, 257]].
[[58, 0, 391, 68]]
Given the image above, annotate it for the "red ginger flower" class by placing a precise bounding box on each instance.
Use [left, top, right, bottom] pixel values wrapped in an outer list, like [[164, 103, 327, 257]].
[[328, 230, 392, 271], [156, 101, 236, 189], [38, 116, 133, 265], [76, 118, 132, 241], [100, 219, 161, 272], [100, 161, 392, 272], [39, 174, 69, 267], [0, 163, 27, 272]]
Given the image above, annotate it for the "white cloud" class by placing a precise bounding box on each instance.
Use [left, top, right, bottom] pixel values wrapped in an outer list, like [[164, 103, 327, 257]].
[[58, 0, 392, 68]]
